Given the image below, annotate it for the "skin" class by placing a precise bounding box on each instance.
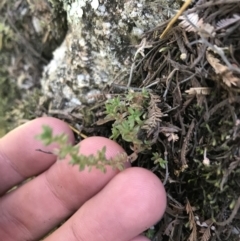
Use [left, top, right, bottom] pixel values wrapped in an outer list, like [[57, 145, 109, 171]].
[[0, 117, 166, 241]]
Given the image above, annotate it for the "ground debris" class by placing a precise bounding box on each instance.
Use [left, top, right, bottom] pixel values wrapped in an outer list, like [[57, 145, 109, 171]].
[[116, 0, 240, 240], [49, 1, 240, 239], [0, 0, 67, 133]]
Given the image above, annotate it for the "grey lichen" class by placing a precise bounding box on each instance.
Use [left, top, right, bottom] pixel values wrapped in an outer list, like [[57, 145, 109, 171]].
[[41, 0, 177, 109]]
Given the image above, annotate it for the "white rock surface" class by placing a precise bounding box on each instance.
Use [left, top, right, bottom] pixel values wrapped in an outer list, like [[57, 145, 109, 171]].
[[41, 0, 177, 109]]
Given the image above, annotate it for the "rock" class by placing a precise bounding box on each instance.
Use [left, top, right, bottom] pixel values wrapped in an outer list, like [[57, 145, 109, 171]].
[[41, 0, 178, 109]]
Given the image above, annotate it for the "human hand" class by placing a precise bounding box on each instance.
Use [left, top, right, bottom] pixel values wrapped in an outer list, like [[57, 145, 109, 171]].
[[0, 117, 166, 241]]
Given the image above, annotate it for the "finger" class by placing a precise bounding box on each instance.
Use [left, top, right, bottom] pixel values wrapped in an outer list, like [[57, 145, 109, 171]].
[[44, 167, 166, 241], [0, 137, 128, 241], [0, 117, 75, 195], [129, 235, 150, 241]]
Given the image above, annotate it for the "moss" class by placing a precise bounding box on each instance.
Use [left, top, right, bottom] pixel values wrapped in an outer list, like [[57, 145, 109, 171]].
[[0, 19, 19, 136], [0, 0, 68, 136]]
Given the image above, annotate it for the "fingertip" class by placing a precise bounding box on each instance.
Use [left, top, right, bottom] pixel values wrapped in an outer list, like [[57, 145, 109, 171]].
[[27, 117, 75, 143], [129, 235, 151, 241], [41, 136, 129, 214], [0, 117, 75, 194], [79, 136, 125, 157], [79, 136, 130, 168], [63, 167, 166, 241], [116, 167, 167, 223], [3, 116, 75, 145]]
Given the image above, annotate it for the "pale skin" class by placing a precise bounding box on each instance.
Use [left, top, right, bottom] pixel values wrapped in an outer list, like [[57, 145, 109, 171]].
[[0, 117, 166, 241]]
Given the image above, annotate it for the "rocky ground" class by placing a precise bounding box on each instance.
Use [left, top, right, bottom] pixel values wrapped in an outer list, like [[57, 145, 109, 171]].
[[1, 0, 240, 240]]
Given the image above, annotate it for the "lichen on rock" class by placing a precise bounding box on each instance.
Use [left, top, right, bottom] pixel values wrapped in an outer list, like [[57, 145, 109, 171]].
[[41, 0, 177, 109]]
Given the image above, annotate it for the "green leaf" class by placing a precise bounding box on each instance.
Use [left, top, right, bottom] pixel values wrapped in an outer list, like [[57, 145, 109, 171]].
[[36, 125, 53, 145]]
